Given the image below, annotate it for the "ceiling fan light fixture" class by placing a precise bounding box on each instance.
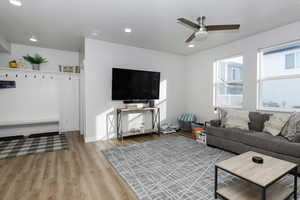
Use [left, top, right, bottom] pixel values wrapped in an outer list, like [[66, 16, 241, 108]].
[[195, 28, 208, 38], [124, 28, 132, 33], [178, 16, 240, 43], [29, 36, 38, 42]]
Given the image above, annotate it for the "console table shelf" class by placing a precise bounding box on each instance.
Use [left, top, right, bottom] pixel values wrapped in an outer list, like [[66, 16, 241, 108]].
[[116, 107, 160, 141]]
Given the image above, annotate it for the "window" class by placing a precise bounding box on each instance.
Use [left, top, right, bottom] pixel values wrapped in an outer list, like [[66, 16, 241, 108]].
[[214, 56, 243, 108], [258, 42, 300, 111]]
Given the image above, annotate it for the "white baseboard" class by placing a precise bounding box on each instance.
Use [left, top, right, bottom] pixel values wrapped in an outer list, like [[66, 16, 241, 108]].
[[84, 134, 117, 143], [84, 136, 101, 143]]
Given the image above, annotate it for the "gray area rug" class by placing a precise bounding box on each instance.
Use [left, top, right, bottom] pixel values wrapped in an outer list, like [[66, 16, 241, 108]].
[[0, 134, 68, 159], [102, 136, 299, 200]]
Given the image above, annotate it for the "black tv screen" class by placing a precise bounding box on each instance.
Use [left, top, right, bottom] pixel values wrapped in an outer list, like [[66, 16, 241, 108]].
[[112, 68, 160, 100]]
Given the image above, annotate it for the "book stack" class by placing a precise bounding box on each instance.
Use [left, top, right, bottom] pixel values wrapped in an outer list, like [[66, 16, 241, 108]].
[[192, 128, 206, 144]]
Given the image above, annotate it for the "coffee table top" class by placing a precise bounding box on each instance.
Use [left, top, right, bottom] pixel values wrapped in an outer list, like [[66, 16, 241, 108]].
[[215, 151, 297, 187]]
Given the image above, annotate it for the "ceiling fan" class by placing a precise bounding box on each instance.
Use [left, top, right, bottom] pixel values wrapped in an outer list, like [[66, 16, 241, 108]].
[[177, 16, 240, 43]]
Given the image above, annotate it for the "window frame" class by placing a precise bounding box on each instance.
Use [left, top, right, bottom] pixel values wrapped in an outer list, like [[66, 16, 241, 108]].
[[213, 55, 244, 109], [257, 42, 300, 112]]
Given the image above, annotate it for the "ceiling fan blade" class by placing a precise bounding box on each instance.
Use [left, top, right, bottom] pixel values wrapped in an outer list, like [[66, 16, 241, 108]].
[[177, 18, 200, 30], [185, 33, 196, 43], [206, 24, 240, 31]]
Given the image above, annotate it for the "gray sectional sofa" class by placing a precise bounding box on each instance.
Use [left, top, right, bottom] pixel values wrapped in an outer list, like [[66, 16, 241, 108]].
[[206, 111, 300, 173]]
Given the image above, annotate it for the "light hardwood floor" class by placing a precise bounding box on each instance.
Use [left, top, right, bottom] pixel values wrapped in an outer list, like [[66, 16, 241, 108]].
[[0, 132, 192, 200]]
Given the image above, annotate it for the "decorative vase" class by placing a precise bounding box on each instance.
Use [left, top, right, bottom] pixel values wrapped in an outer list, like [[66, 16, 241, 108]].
[[32, 64, 40, 70], [9, 62, 17, 68]]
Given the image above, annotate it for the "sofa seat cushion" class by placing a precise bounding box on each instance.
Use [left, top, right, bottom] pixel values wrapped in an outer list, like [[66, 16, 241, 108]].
[[206, 126, 300, 158], [239, 131, 300, 158]]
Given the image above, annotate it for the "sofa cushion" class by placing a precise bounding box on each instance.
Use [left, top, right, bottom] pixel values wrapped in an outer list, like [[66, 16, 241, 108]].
[[264, 113, 290, 136], [281, 112, 300, 142], [239, 131, 300, 158], [295, 133, 300, 143], [206, 126, 300, 158], [248, 112, 270, 132], [224, 109, 250, 130]]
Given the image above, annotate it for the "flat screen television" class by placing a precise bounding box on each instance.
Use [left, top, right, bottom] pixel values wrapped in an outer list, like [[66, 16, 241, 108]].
[[112, 68, 160, 100]]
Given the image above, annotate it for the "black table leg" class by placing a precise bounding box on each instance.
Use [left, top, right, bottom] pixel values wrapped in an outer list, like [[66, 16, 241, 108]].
[[294, 167, 298, 200], [215, 166, 218, 199], [262, 187, 266, 200]]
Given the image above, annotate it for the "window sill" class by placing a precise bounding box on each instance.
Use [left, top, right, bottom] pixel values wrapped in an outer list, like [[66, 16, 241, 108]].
[[216, 105, 243, 109], [257, 108, 298, 113]]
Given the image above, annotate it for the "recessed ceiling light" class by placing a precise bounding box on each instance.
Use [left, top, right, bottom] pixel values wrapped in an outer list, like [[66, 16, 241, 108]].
[[91, 32, 99, 36], [9, 0, 22, 6], [29, 36, 38, 42], [188, 44, 195, 48], [91, 30, 100, 36], [124, 28, 132, 33]]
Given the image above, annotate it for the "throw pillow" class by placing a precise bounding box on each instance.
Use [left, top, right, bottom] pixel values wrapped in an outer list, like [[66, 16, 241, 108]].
[[264, 113, 291, 136], [224, 109, 250, 130], [249, 112, 271, 132], [281, 112, 300, 142]]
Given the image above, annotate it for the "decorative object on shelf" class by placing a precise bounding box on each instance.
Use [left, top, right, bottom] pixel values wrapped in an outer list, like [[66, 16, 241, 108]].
[[63, 66, 74, 73], [23, 54, 48, 70], [252, 156, 264, 164], [58, 65, 62, 72], [149, 100, 155, 107], [75, 66, 80, 73], [16, 58, 25, 68], [9, 60, 17, 68], [0, 80, 16, 89]]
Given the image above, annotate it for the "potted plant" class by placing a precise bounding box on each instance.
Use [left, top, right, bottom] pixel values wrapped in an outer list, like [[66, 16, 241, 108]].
[[23, 54, 48, 70]]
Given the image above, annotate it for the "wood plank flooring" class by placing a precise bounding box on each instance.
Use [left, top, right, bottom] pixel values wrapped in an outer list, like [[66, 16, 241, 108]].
[[0, 132, 192, 200]]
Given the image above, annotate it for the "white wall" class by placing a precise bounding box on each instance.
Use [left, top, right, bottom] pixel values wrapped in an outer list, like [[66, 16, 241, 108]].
[[0, 35, 10, 53], [185, 20, 300, 121], [0, 43, 78, 71], [84, 38, 185, 142]]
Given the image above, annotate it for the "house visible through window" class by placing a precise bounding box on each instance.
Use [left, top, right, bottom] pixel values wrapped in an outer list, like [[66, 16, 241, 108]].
[[214, 56, 243, 108], [258, 42, 300, 111], [285, 52, 300, 69]]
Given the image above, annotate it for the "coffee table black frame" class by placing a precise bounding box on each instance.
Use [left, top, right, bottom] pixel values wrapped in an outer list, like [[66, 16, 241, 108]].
[[214, 165, 298, 200]]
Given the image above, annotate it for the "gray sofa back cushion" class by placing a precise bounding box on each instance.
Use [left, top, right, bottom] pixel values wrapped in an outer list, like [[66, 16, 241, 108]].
[[249, 112, 271, 132]]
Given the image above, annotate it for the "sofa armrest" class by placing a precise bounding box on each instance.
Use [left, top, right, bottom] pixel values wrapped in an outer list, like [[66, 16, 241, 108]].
[[210, 119, 221, 127]]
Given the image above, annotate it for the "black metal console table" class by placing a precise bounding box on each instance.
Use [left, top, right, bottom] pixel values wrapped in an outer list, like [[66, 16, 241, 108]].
[[116, 107, 160, 142]]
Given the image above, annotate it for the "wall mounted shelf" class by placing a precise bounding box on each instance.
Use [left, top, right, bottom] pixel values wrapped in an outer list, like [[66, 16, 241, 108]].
[[0, 67, 80, 76]]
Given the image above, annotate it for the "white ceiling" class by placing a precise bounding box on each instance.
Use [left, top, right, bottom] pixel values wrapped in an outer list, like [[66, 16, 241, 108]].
[[1, 0, 300, 55]]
